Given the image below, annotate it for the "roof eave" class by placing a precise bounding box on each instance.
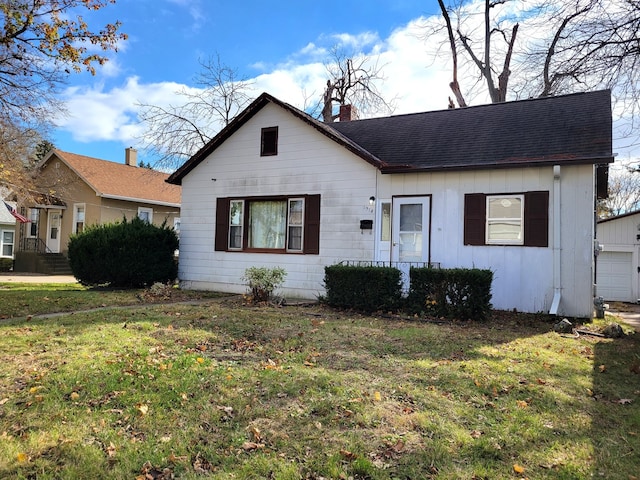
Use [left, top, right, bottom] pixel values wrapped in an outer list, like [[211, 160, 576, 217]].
[[166, 92, 386, 185], [98, 193, 180, 208], [380, 156, 615, 174]]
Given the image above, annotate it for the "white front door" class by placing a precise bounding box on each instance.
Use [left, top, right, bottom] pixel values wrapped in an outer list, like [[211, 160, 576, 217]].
[[46, 209, 62, 253], [391, 196, 431, 288]]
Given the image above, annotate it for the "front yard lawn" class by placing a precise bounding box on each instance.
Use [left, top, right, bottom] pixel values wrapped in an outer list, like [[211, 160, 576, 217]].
[[0, 286, 638, 479]]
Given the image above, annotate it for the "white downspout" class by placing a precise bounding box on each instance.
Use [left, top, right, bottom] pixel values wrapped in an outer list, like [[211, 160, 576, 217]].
[[550, 165, 562, 315]]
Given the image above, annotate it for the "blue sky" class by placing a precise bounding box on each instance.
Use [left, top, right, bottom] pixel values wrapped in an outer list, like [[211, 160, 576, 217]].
[[54, 0, 449, 165], [53, 0, 636, 168]]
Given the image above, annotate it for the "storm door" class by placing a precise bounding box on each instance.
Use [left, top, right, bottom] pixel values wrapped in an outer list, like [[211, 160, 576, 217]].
[[391, 196, 431, 289]]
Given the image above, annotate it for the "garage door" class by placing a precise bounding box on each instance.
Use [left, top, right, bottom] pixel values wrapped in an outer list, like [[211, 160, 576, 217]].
[[597, 251, 633, 301]]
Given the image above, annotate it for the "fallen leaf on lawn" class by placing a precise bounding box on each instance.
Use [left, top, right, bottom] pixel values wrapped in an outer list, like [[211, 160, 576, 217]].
[[242, 441, 264, 451], [340, 449, 357, 460], [374, 391, 382, 402], [136, 403, 149, 416], [470, 430, 483, 438], [516, 400, 529, 409], [106, 442, 116, 458], [196, 357, 205, 364], [599, 364, 606, 373], [513, 463, 525, 473], [168, 453, 188, 463], [618, 398, 633, 405], [247, 425, 262, 441], [303, 361, 315, 367], [193, 452, 214, 473], [536, 378, 547, 385], [0, 398, 9, 405], [70, 392, 80, 401], [16, 452, 28, 463]]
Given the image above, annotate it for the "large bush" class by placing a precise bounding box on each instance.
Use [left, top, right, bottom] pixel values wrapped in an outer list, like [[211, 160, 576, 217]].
[[68, 217, 178, 287]]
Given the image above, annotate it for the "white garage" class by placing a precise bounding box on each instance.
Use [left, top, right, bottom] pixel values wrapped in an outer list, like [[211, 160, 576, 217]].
[[596, 210, 640, 303], [597, 251, 633, 301]]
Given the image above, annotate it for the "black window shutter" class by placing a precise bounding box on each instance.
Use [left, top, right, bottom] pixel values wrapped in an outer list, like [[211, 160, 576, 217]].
[[596, 165, 609, 200], [303, 194, 321, 254], [464, 193, 486, 245], [524, 191, 549, 247], [215, 197, 230, 251]]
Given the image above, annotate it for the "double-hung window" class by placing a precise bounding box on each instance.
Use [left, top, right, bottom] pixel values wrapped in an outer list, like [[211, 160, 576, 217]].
[[217, 195, 320, 254], [1, 230, 14, 257], [464, 191, 548, 247], [486, 195, 524, 245]]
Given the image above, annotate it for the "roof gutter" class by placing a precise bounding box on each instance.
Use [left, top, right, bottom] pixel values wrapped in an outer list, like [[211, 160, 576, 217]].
[[549, 165, 562, 315], [98, 193, 180, 208]]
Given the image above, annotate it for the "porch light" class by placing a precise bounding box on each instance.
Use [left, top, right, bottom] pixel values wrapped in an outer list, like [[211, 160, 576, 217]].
[[369, 196, 375, 206]]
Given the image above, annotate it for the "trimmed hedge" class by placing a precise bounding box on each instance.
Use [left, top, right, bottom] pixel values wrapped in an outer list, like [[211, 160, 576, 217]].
[[323, 265, 402, 313], [68, 217, 178, 288], [407, 267, 493, 321]]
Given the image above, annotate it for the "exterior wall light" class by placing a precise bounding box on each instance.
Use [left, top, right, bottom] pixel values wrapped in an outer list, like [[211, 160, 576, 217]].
[[369, 196, 375, 206]]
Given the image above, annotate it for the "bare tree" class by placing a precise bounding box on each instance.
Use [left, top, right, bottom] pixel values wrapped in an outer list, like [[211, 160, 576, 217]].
[[320, 48, 396, 122], [598, 166, 640, 218], [137, 54, 254, 168], [429, 0, 640, 116]]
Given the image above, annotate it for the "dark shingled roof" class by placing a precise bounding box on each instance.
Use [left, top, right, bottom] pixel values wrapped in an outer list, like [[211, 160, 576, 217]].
[[329, 90, 613, 173], [167, 90, 613, 185]]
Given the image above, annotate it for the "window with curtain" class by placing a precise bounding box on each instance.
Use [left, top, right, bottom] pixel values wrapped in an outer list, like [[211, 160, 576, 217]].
[[216, 195, 320, 254]]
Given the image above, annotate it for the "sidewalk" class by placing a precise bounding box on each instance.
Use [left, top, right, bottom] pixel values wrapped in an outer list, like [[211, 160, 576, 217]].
[[0, 273, 78, 284]]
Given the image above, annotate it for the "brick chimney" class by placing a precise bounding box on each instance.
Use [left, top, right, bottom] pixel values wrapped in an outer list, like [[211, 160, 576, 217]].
[[125, 147, 137, 167], [339, 104, 357, 122]]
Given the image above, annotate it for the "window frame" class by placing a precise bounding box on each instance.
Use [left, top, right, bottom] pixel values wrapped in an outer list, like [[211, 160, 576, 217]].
[[485, 194, 524, 245], [137, 206, 154, 223], [260, 126, 278, 156], [28, 208, 39, 238], [1, 229, 14, 258], [73, 203, 86, 234], [464, 191, 549, 247], [216, 194, 320, 255]]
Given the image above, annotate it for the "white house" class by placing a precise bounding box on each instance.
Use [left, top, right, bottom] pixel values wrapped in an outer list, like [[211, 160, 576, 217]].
[[596, 210, 640, 303], [167, 90, 613, 318]]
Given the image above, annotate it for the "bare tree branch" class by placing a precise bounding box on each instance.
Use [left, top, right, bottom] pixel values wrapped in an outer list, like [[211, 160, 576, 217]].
[[137, 54, 255, 168], [321, 48, 396, 122]]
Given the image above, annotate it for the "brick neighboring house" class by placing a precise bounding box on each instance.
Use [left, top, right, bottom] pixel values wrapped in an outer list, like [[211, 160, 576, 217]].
[[14, 148, 181, 274]]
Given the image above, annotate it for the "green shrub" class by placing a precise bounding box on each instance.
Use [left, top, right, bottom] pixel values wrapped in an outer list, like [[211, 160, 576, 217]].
[[67, 217, 178, 288], [242, 266, 287, 303], [0, 257, 12, 272], [323, 265, 402, 313], [407, 267, 493, 321]]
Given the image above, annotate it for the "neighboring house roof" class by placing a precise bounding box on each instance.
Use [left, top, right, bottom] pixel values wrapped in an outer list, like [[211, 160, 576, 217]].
[[45, 150, 181, 207], [0, 200, 17, 224], [167, 90, 614, 185], [597, 209, 640, 224]]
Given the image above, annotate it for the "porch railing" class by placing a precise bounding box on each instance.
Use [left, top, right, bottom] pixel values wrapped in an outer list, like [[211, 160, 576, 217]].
[[338, 260, 440, 269], [19, 237, 52, 254]]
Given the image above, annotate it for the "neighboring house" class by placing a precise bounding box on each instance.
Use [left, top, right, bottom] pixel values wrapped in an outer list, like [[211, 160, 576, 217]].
[[0, 200, 17, 266], [596, 210, 640, 302], [167, 90, 613, 318], [14, 148, 181, 274]]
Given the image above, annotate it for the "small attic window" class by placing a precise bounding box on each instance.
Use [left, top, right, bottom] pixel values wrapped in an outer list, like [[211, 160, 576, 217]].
[[261, 127, 278, 156]]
